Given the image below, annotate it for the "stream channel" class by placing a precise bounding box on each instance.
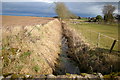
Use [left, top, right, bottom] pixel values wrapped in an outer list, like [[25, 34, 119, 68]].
[[53, 36, 80, 75]]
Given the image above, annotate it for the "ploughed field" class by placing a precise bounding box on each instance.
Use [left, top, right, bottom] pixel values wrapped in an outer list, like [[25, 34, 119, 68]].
[[2, 15, 54, 27]]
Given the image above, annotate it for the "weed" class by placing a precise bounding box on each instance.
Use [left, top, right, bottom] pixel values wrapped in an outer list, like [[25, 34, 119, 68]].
[[11, 74, 25, 78], [20, 51, 31, 58], [19, 51, 32, 63], [15, 65, 23, 71], [103, 72, 119, 79], [35, 26, 40, 31], [66, 73, 70, 75], [33, 65, 40, 73], [3, 56, 10, 67], [28, 32, 31, 36], [81, 73, 87, 77]]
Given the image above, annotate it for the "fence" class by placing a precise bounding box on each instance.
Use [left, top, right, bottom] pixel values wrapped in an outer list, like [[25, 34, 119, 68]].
[[79, 29, 119, 52]]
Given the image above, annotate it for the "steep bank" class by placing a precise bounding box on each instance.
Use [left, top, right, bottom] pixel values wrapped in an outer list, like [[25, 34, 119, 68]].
[[2, 16, 62, 75]]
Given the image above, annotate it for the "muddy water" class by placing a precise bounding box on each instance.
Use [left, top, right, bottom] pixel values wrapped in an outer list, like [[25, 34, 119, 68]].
[[53, 37, 80, 75]]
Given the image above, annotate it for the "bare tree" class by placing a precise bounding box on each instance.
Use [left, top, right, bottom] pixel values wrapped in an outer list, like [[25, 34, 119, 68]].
[[102, 4, 116, 22], [55, 2, 78, 20]]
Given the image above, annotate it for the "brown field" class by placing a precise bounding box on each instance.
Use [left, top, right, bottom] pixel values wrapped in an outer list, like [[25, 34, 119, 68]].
[[2, 15, 55, 27]]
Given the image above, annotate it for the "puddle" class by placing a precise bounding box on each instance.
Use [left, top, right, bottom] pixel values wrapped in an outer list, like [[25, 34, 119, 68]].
[[53, 37, 80, 75]]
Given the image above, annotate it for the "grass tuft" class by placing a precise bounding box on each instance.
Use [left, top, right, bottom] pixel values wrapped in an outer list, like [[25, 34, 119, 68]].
[[33, 65, 40, 73], [20, 51, 31, 58]]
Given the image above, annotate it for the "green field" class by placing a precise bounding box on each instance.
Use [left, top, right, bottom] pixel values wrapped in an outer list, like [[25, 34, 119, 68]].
[[69, 21, 119, 51]]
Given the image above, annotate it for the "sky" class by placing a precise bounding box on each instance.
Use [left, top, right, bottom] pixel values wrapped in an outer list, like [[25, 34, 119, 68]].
[[1, 0, 119, 17], [2, 0, 120, 2]]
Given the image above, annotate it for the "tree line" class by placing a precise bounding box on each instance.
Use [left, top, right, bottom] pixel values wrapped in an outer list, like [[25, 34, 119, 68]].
[[55, 2, 119, 23]]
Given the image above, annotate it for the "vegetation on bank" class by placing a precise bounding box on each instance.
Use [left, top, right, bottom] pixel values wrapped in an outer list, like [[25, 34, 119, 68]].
[[69, 21, 118, 51], [62, 24, 120, 76], [1, 19, 62, 75]]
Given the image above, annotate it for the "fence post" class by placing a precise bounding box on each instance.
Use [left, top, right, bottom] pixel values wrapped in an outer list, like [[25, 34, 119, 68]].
[[90, 30, 91, 43], [97, 33, 100, 47], [110, 40, 117, 53]]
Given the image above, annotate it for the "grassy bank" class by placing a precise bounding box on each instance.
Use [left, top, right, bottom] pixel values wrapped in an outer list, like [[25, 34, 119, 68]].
[[69, 21, 118, 51], [2, 16, 62, 75]]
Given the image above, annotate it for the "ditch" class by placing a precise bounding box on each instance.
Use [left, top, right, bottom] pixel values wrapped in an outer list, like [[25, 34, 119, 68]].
[[53, 22, 120, 76], [53, 36, 80, 75]]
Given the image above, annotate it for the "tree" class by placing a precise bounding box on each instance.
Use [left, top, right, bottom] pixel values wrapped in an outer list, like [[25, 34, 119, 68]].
[[96, 15, 102, 22], [55, 2, 78, 19], [114, 14, 120, 20], [88, 17, 96, 22], [102, 4, 116, 22]]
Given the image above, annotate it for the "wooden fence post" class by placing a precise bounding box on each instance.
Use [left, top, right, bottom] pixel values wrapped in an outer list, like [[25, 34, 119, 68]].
[[110, 40, 117, 53], [97, 33, 100, 47], [90, 30, 91, 43]]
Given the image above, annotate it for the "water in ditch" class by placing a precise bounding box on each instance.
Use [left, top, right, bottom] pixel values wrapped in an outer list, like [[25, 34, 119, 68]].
[[53, 37, 80, 75]]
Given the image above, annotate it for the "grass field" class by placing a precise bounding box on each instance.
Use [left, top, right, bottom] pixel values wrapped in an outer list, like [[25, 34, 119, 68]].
[[69, 21, 119, 51]]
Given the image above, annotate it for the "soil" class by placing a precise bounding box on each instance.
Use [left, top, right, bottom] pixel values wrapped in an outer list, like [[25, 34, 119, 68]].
[[2, 15, 55, 27]]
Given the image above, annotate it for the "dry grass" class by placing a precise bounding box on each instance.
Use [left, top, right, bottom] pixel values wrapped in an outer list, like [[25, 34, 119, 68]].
[[2, 16, 62, 75]]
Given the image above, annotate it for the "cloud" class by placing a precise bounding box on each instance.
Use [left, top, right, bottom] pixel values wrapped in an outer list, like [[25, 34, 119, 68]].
[[65, 3, 101, 15], [2, 2, 118, 17], [64, 2, 118, 17]]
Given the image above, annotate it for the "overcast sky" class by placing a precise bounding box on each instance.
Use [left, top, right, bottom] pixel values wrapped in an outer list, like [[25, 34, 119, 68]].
[[1, 1, 119, 17]]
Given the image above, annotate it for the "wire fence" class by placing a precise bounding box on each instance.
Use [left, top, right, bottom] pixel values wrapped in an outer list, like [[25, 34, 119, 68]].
[[79, 29, 119, 52]]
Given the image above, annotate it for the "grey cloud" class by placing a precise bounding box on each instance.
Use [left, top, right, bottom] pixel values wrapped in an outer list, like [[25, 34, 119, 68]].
[[2, 2, 118, 17]]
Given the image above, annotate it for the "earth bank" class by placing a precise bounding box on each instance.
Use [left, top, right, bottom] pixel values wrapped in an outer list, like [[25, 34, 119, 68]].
[[2, 16, 62, 75]]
